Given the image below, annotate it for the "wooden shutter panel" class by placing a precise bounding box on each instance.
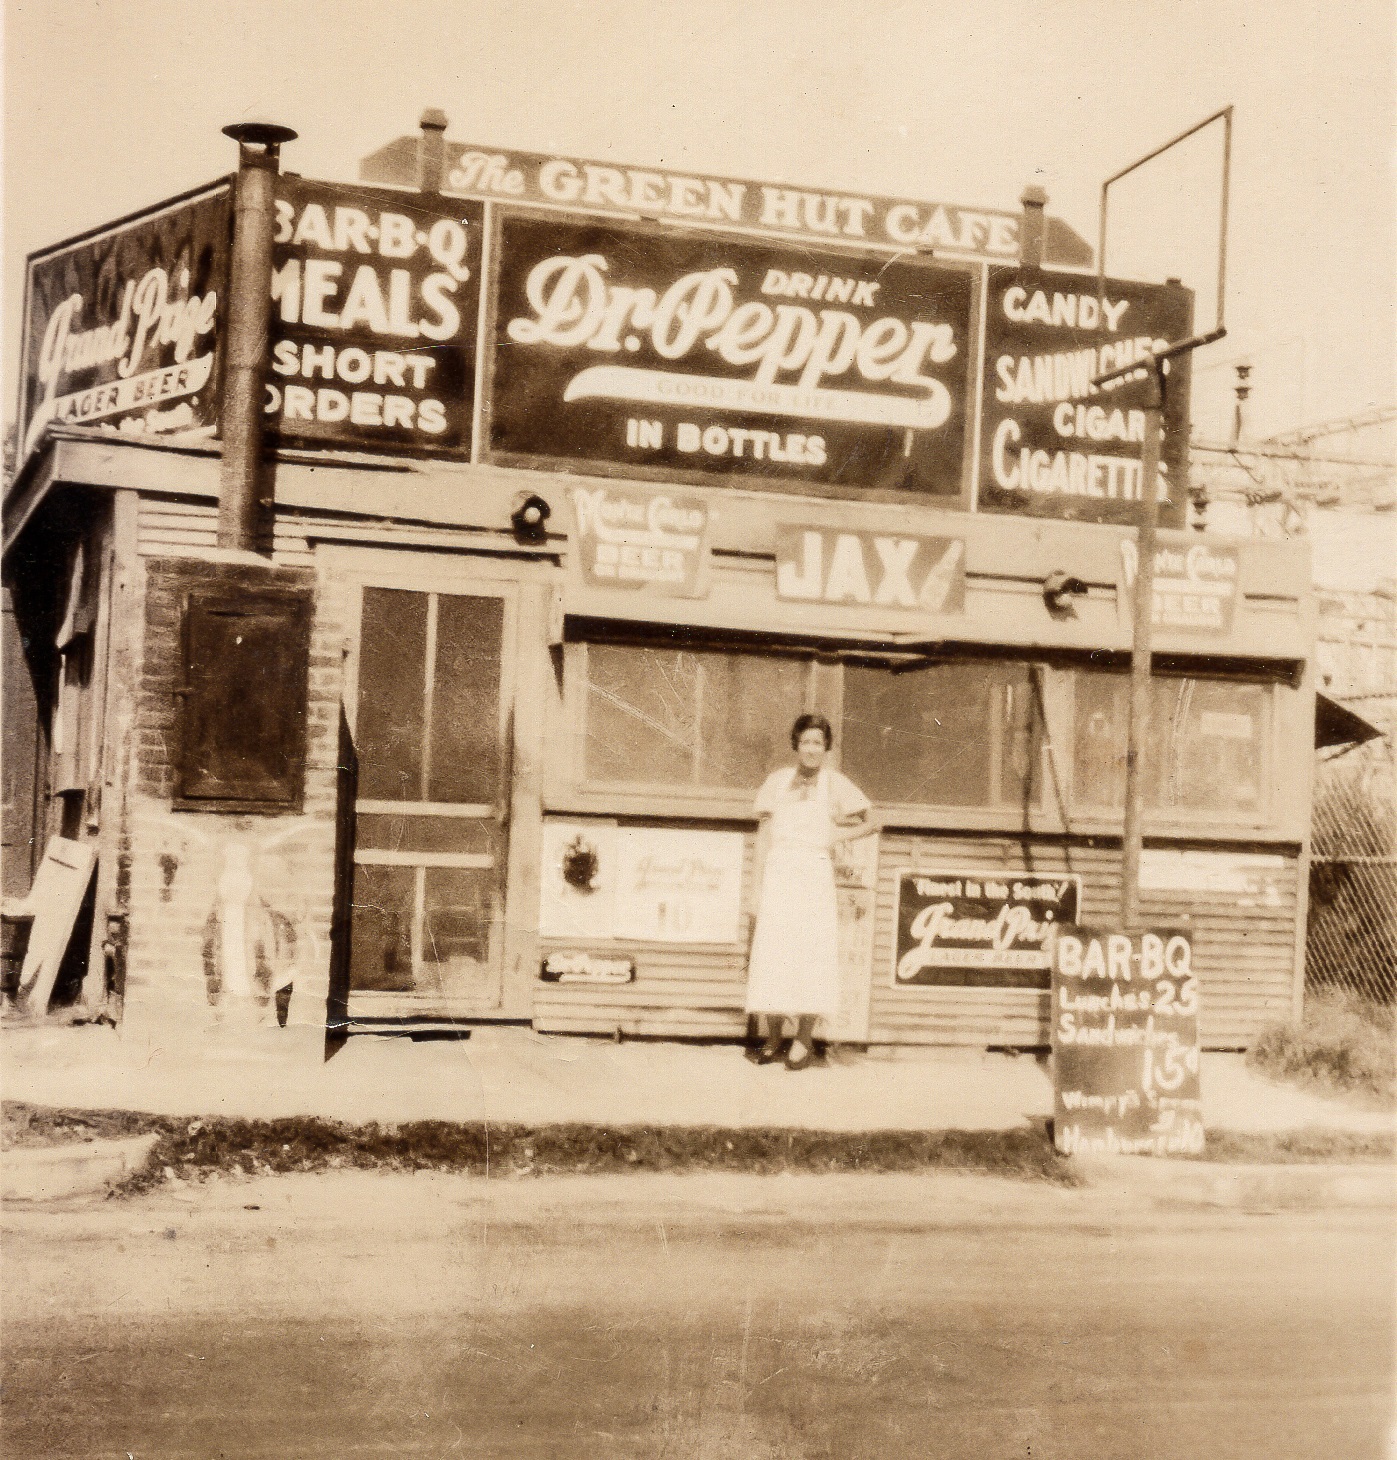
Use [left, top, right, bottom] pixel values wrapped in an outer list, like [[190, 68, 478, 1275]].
[[174, 589, 312, 811]]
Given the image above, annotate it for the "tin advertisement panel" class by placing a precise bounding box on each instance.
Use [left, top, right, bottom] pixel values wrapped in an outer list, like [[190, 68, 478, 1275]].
[[892, 871, 1079, 989], [18, 183, 231, 464], [1117, 535, 1241, 634], [774, 526, 965, 613], [979, 266, 1193, 526], [488, 214, 974, 495], [266, 179, 484, 457], [570, 483, 711, 597]]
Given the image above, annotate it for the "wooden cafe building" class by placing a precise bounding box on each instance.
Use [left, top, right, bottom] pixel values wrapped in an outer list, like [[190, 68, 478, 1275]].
[[1, 117, 1330, 1053]]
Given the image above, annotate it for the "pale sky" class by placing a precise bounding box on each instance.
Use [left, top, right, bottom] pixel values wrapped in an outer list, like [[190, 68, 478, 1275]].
[[4, 0, 1393, 449]]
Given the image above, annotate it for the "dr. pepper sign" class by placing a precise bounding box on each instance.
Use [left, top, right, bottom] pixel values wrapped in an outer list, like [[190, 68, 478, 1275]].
[[489, 214, 974, 494]]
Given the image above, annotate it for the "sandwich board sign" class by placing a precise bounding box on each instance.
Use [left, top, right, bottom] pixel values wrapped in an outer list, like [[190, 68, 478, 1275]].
[[1051, 925, 1203, 1156]]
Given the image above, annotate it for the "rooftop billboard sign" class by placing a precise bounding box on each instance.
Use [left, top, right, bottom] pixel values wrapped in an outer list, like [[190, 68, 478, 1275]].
[[17, 160, 1197, 530], [488, 214, 974, 495], [977, 265, 1194, 527], [266, 179, 483, 457], [360, 135, 1095, 267], [17, 182, 231, 465]]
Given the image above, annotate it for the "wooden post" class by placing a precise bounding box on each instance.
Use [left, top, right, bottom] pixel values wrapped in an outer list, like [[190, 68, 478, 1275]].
[[1120, 362, 1166, 929]]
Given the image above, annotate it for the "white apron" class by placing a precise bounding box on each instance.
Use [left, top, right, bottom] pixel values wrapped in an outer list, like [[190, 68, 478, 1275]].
[[745, 768, 841, 1018]]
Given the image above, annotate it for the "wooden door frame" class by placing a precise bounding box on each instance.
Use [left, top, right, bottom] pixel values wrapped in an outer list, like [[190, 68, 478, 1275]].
[[320, 545, 548, 1022]]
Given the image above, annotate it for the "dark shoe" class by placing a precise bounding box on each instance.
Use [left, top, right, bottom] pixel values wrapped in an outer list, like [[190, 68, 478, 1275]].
[[755, 1039, 787, 1065], [785, 1040, 817, 1071]]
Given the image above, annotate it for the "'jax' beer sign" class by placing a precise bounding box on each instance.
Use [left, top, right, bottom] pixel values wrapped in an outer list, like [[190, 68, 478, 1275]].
[[489, 215, 974, 494], [893, 872, 1079, 988], [18, 183, 231, 462], [775, 526, 965, 613]]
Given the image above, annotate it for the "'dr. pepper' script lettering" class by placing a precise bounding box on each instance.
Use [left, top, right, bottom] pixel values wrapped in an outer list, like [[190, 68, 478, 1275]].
[[506, 254, 958, 431]]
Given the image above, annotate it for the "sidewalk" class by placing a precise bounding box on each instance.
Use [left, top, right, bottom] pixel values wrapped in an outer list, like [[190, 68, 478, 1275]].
[[3, 1019, 1392, 1136]]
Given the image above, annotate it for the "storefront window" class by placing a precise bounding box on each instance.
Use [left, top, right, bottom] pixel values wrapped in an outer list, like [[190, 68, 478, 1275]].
[[1072, 671, 1269, 814], [841, 661, 1040, 809], [582, 643, 809, 790]]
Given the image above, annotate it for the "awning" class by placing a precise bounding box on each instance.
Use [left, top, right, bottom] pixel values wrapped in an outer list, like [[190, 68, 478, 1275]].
[[1315, 692, 1385, 750]]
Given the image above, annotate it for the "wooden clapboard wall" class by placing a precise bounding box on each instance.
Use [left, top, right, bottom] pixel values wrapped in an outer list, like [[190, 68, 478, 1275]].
[[534, 827, 1300, 1048], [533, 828, 757, 1038], [136, 496, 314, 565], [867, 833, 1298, 1049]]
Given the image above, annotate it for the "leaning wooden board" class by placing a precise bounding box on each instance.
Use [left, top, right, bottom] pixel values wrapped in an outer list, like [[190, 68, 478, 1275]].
[[12, 838, 97, 1014]]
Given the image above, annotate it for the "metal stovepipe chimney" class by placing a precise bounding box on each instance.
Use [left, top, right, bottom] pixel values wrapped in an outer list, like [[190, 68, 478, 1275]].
[[217, 120, 297, 551]]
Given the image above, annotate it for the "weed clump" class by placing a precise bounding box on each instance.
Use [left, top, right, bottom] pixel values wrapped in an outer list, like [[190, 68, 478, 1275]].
[[1248, 990, 1395, 1105]]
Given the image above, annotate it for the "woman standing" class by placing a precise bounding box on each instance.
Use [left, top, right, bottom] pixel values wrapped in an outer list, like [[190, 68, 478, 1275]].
[[746, 713, 872, 1070]]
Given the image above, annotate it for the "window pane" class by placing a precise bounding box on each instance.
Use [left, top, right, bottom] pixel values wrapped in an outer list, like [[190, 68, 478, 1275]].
[[583, 643, 807, 789], [1157, 679, 1267, 812], [697, 653, 807, 789], [422, 867, 498, 983], [1072, 672, 1129, 808], [1072, 672, 1268, 814], [843, 662, 1036, 808], [429, 594, 504, 804], [585, 645, 700, 784], [349, 862, 415, 992], [356, 589, 426, 802], [355, 815, 503, 859]]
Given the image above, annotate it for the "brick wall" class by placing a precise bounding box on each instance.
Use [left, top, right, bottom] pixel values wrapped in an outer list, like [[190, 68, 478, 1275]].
[[122, 555, 345, 1039]]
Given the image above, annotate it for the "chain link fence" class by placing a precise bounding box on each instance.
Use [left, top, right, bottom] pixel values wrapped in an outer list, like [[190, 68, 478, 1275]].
[[1307, 730, 1396, 1004]]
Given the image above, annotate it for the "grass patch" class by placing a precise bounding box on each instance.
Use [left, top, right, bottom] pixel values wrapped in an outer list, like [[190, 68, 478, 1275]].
[[1194, 1128, 1394, 1164], [0, 1103, 1079, 1192], [1, 1103, 163, 1149], [1248, 989, 1396, 1106], [6, 1103, 1389, 1195]]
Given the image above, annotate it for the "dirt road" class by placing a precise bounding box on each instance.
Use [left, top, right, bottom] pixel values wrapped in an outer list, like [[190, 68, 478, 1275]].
[[5, 1170, 1393, 1458]]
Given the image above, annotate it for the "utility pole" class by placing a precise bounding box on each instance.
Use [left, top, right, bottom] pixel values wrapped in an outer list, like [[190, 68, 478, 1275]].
[[1119, 360, 1167, 929]]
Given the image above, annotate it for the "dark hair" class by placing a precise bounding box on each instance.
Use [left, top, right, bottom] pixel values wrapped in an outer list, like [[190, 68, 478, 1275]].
[[790, 713, 833, 750]]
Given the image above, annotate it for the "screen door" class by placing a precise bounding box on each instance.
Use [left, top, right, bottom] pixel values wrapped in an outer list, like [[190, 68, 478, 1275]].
[[347, 585, 511, 1012]]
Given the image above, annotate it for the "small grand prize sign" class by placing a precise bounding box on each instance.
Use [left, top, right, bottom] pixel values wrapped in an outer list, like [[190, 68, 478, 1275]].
[[1051, 927, 1203, 1157]]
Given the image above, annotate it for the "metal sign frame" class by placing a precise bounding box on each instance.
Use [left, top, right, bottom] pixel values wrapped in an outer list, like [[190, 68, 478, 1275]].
[[1091, 108, 1235, 928]]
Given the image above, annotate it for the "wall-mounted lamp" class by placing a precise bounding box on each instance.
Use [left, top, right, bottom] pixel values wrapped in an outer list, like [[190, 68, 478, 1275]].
[[510, 492, 552, 544], [1042, 570, 1088, 616]]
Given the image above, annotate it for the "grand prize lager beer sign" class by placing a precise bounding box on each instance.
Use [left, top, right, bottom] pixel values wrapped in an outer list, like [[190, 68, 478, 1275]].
[[18, 182, 231, 465], [1051, 927, 1203, 1156]]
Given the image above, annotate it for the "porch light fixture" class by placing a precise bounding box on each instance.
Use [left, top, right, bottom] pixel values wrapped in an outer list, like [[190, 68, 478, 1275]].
[[510, 492, 552, 544], [1042, 570, 1087, 615]]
